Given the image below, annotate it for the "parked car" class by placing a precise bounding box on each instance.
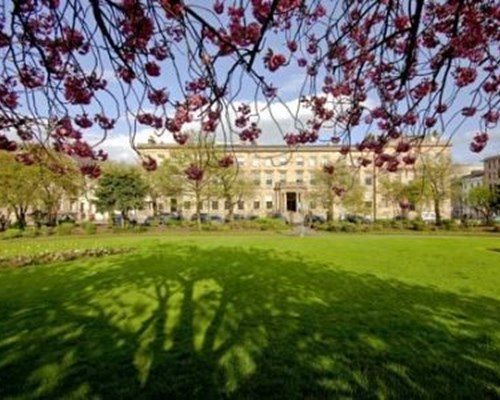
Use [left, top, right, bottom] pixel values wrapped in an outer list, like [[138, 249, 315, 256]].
[[268, 212, 288, 223], [190, 213, 209, 223], [305, 214, 326, 225], [246, 215, 259, 221], [342, 214, 371, 224], [421, 211, 436, 223], [225, 213, 245, 222], [210, 215, 224, 224], [57, 213, 77, 224]]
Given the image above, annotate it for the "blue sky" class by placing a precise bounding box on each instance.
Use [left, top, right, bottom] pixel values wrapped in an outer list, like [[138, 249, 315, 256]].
[[3, 0, 498, 166]]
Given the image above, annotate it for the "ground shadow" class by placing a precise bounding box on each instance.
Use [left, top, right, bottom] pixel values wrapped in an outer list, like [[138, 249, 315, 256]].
[[0, 244, 499, 399]]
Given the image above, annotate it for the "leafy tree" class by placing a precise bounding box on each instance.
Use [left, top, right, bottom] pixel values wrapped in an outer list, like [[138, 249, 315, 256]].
[[153, 133, 256, 224], [94, 164, 148, 225], [341, 181, 368, 217], [311, 162, 364, 222], [380, 177, 426, 219], [154, 134, 219, 227], [211, 158, 256, 222], [417, 155, 453, 225], [31, 148, 83, 226], [141, 169, 163, 217], [0, 151, 40, 229], [0, 1, 497, 174], [468, 186, 498, 225]]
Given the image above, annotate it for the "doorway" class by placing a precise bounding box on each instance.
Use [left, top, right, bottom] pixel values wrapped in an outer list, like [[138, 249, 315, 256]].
[[286, 192, 297, 212]]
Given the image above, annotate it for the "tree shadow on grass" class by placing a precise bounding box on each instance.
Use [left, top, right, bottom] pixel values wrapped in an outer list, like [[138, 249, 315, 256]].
[[0, 244, 499, 399]]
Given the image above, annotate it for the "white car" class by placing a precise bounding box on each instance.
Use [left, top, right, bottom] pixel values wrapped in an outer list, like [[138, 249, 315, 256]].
[[421, 211, 436, 222]]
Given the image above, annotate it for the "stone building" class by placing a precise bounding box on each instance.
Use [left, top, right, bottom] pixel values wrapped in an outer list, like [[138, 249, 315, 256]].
[[453, 170, 485, 219], [484, 154, 500, 191], [138, 139, 452, 222]]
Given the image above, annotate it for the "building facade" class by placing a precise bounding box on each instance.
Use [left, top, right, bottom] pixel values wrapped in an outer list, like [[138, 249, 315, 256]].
[[138, 139, 452, 222], [453, 170, 484, 219], [484, 155, 500, 191]]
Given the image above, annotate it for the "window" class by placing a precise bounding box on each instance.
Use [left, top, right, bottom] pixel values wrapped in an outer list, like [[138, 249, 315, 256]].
[[253, 201, 260, 210], [236, 156, 245, 166], [264, 158, 272, 167], [279, 171, 286, 183], [252, 171, 261, 185], [310, 177, 317, 185], [309, 157, 317, 167], [364, 201, 373, 209], [170, 198, 177, 212], [296, 156, 304, 166], [364, 177, 373, 186], [224, 201, 230, 210], [309, 201, 316, 210], [198, 202, 203, 210], [296, 170, 304, 183], [321, 156, 329, 165], [266, 173, 273, 186], [211, 201, 219, 210], [252, 157, 260, 167], [266, 201, 273, 210], [238, 201, 244, 210], [279, 156, 287, 165], [184, 201, 191, 210]]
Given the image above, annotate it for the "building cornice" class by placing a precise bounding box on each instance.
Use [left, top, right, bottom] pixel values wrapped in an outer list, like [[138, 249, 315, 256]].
[[137, 141, 451, 153]]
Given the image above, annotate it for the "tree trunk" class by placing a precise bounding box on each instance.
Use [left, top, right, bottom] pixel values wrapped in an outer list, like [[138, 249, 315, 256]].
[[372, 159, 377, 222], [434, 198, 441, 225], [326, 200, 334, 222], [14, 207, 27, 230], [48, 210, 58, 227], [195, 190, 202, 230], [152, 199, 158, 217], [121, 210, 127, 227], [225, 195, 234, 222]]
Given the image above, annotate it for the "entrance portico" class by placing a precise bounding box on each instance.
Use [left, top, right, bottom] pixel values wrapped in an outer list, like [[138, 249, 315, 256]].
[[274, 182, 307, 224]]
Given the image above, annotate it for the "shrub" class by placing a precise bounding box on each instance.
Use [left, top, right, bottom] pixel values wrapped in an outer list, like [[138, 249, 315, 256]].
[[254, 218, 288, 231], [410, 220, 427, 231], [340, 222, 357, 233], [441, 219, 458, 231], [322, 222, 341, 232], [57, 222, 74, 236], [2, 228, 23, 240], [201, 223, 222, 231], [165, 219, 183, 228], [22, 228, 41, 238], [40, 226, 55, 236], [82, 222, 97, 235], [369, 223, 384, 232]]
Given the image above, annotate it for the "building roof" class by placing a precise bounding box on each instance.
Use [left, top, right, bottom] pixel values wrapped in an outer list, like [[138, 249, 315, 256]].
[[137, 141, 451, 153], [483, 154, 500, 162]]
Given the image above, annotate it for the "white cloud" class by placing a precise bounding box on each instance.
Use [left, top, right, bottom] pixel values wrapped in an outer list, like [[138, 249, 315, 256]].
[[92, 128, 175, 163]]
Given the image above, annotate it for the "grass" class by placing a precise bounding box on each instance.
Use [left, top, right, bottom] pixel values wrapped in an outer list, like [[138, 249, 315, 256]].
[[0, 233, 499, 399]]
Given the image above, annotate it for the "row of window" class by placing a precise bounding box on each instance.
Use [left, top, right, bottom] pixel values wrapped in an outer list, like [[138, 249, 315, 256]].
[[250, 173, 373, 186], [238, 155, 334, 168], [177, 200, 275, 211], [179, 200, 378, 211]]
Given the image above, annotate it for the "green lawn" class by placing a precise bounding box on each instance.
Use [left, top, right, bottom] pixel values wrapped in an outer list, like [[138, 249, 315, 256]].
[[0, 234, 499, 399]]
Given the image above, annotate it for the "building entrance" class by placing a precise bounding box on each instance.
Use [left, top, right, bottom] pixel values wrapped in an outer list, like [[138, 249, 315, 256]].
[[286, 192, 297, 212]]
